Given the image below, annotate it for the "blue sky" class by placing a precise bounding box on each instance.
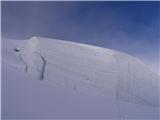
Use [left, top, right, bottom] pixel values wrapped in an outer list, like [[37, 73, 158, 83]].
[[2, 1, 160, 73]]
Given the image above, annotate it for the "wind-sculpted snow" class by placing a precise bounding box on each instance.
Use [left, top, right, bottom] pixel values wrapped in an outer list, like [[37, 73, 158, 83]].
[[2, 37, 159, 119], [113, 54, 159, 107], [4, 36, 159, 107]]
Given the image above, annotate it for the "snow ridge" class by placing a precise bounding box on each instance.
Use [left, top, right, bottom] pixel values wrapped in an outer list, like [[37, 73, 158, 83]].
[[4, 37, 160, 108]]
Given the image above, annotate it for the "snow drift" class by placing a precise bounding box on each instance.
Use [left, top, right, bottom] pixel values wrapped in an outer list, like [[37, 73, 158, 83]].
[[2, 36, 159, 119]]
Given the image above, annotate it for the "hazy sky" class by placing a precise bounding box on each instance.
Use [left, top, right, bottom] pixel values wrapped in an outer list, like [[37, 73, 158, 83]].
[[2, 1, 160, 73]]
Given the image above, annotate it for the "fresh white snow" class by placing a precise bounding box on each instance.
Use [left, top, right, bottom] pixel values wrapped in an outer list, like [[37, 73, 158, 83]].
[[2, 36, 159, 119]]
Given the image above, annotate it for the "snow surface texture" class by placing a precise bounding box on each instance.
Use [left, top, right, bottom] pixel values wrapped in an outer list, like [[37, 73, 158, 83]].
[[2, 37, 159, 119]]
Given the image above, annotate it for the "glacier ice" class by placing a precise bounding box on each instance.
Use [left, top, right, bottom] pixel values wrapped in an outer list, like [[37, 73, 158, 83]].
[[5, 36, 159, 107], [2, 36, 159, 119]]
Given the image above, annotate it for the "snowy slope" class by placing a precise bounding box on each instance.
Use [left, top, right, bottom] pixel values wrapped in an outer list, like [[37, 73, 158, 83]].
[[2, 37, 159, 119]]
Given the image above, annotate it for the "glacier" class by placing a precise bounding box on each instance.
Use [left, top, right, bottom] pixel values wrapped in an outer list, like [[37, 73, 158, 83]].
[[2, 36, 159, 119]]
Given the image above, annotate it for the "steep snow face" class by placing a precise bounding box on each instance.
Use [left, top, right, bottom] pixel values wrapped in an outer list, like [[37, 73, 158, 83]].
[[2, 37, 159, 119], [3, 37, 159, 106]]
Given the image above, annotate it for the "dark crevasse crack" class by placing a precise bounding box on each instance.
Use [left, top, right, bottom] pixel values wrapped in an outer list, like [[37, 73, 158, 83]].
[[113, 55, 124, 120], [13, 47, 26, 72], [13, 47, 28, 72], [14, 47, 46, 80], [18, 54, 28, 72], [34, 51, 46, 80], [39, 55, 46, 80]]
